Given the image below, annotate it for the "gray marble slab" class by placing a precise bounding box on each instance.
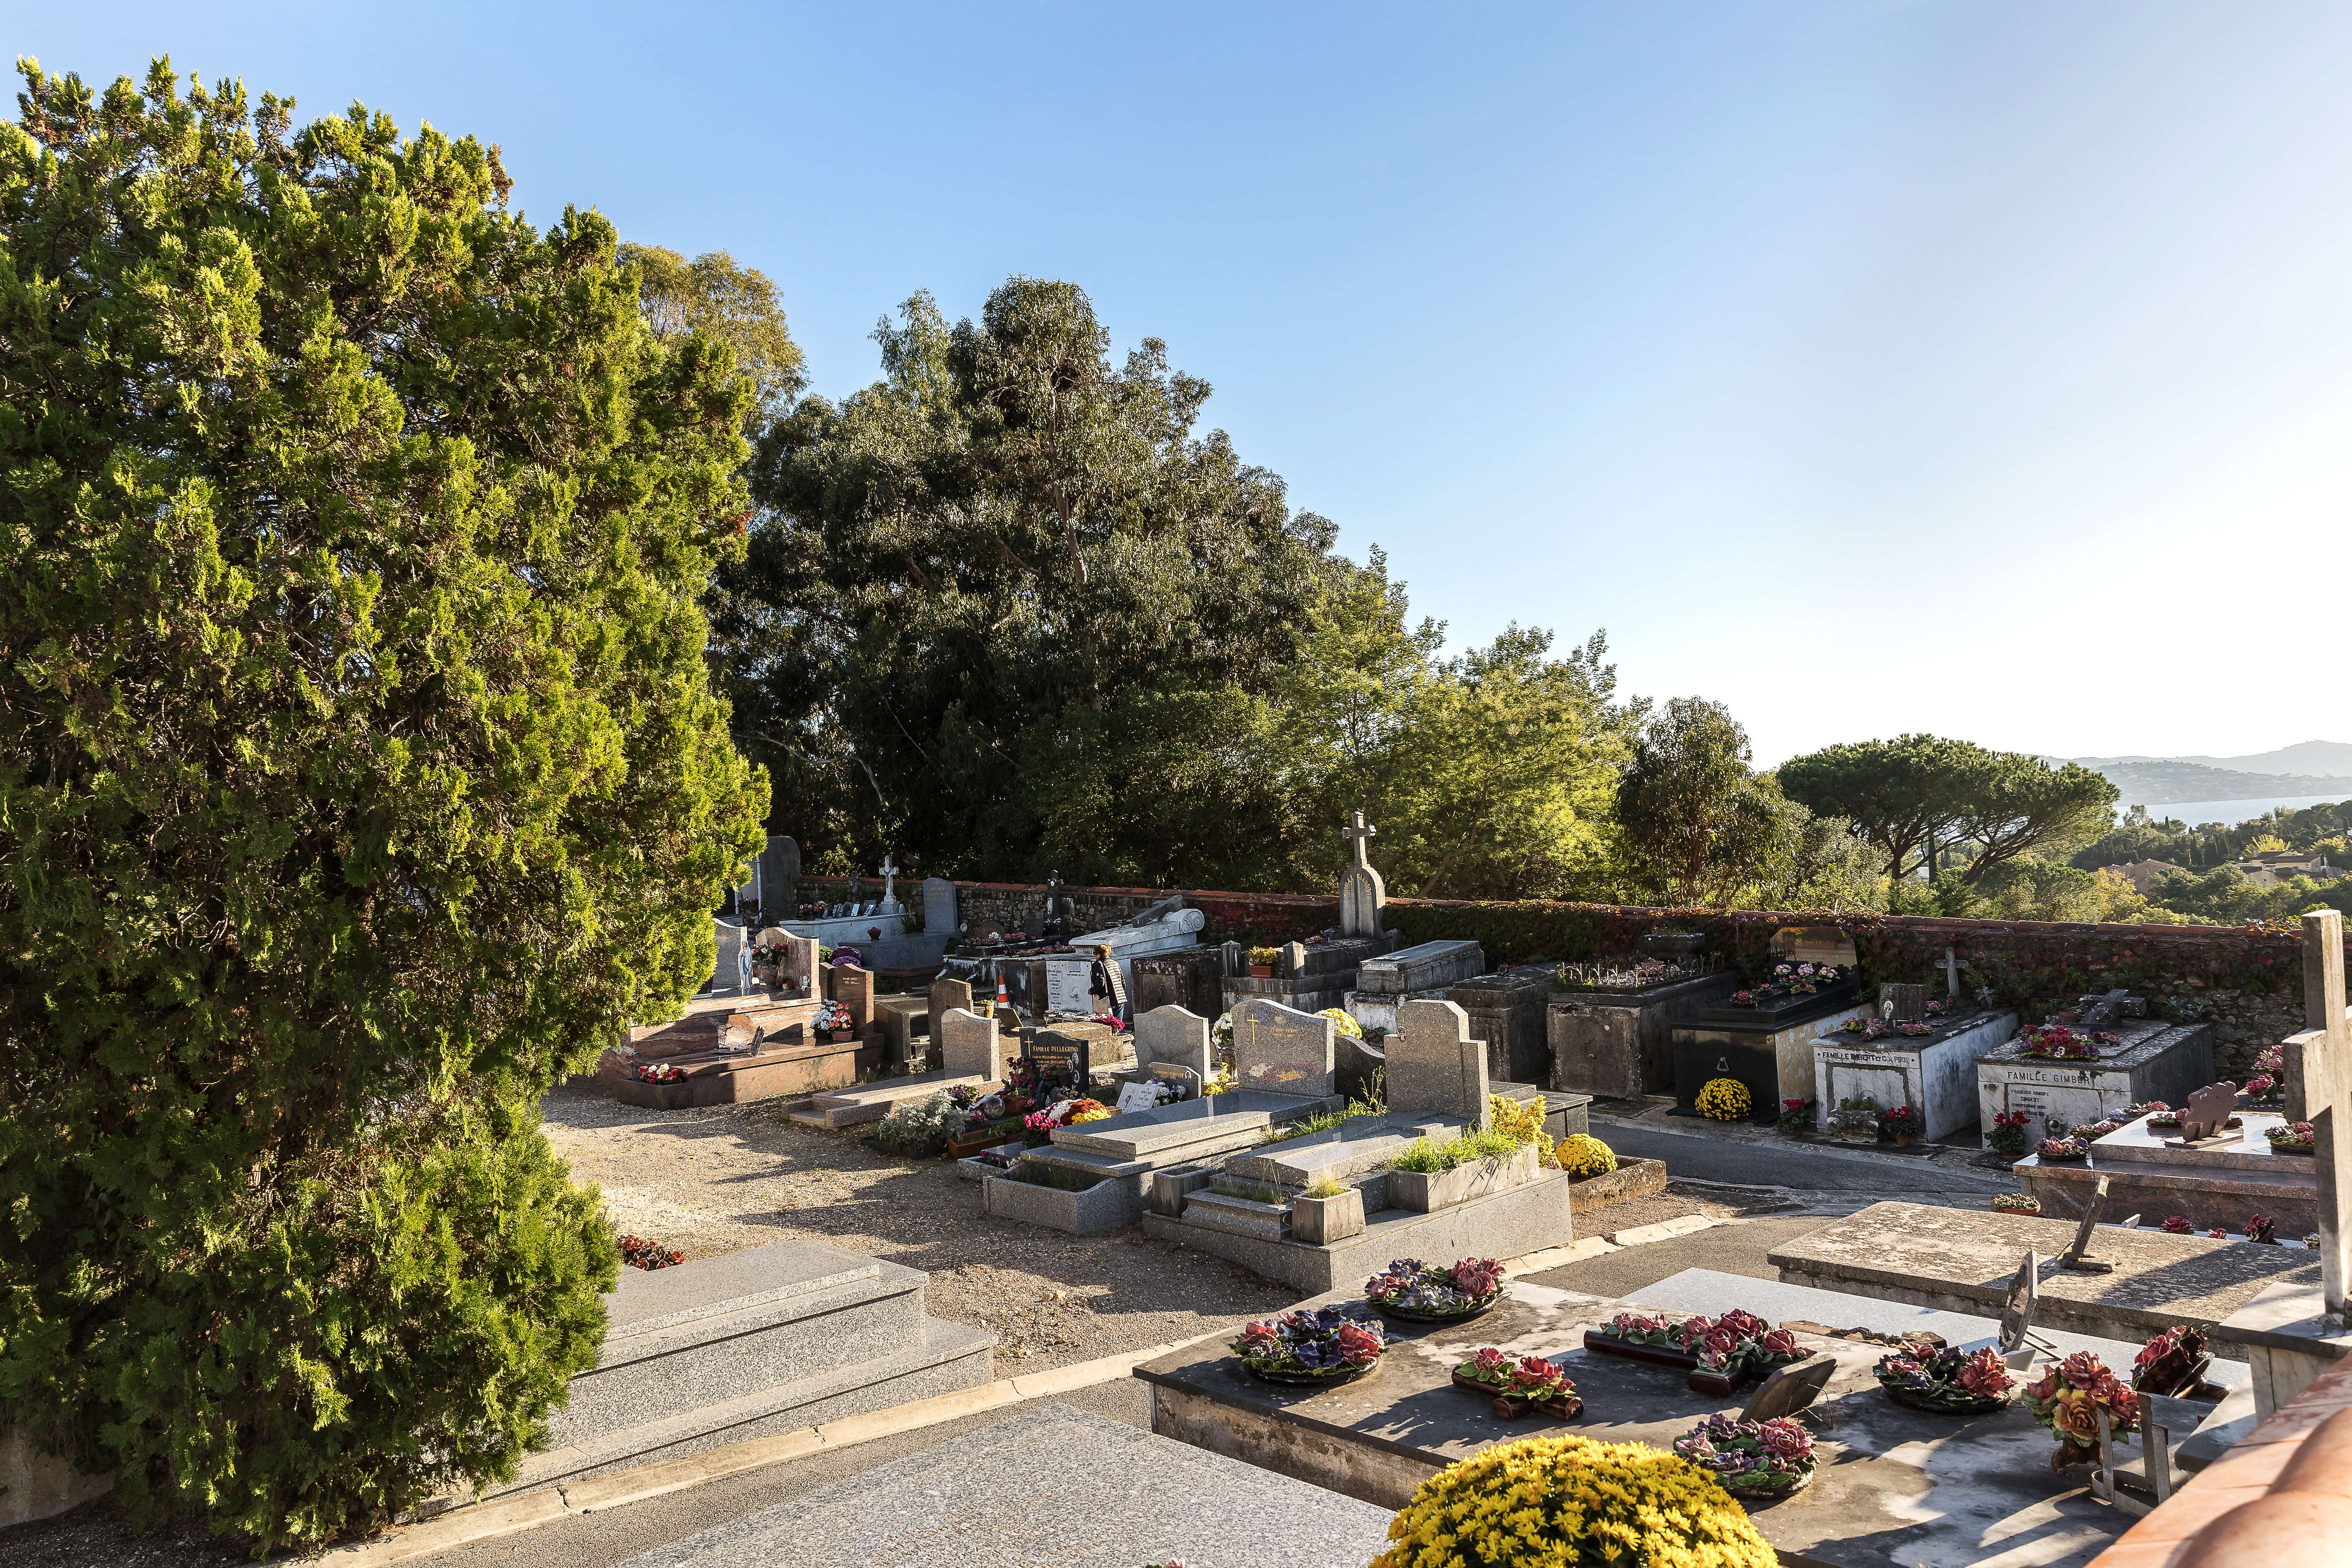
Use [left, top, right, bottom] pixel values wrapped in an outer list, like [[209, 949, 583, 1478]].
[[603, 1403, 1392, 1568], [1223, 1113, 1464, 1186]]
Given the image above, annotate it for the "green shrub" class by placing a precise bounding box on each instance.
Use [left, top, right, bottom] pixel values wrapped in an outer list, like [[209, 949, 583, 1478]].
[[0, 58, 763, 1550]]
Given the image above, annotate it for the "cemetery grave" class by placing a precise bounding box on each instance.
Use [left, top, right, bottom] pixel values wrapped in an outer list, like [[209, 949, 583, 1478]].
[[1547, 940, 1742, 1099], [1136, 1265, 2234, 1568], [1810, 992, 2017, 1142], [1975, 991, 2216, 1149], [1670, 926, 1865, 1119], [2012, 1105, 2321, 1234], [1444, 963, 1553, 1087]]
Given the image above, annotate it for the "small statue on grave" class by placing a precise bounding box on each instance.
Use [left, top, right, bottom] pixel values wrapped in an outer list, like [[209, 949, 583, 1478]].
[[2173, 1081, 2241, 1142]]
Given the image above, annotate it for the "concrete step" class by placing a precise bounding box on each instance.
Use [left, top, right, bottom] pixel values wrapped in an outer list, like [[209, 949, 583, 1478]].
[[786, 1070, 988, 1127], [549, 1266, 928, 1444], [497, 1317, 997, 1494]]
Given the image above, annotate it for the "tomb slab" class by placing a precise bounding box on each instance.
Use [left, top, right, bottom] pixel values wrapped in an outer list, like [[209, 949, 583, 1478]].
[[1974, 1018, 2216, 1144], [1809, 1008, 2016, 1141]]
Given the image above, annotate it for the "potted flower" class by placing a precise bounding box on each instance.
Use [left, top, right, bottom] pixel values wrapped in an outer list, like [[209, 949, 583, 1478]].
[[1364, 1257, 1504, 1323], [1882, 1105, 1918, 1147], [1246, 946, 1278, 978], [1230, 1306, 1387, 1385], [2133, 1325, 2223, 1400], [815, 1000, 856, 1043], [2012, 1023, 2111, 1061], [1695, 1077, 1751, 1122], [619, 1234, 685, 1270], [2036, 1135, 2089, 1163], [1452, 1348, 1582, 1419], [633, 1062, 687, 1084], [1874, 1344, 2015, 1415], [2023, 1352, 2140, 1470], [1986, 1109, 2034, 1158], [2266, 1121, 2317, 1155], [2161, 1215, 2194, 1234], [1671, 1412, 1817, 1499], [1776, 1098, 1815, 1137], [2240, 1074, 2285, 1110], [1991, 1192, 2040, 1215]]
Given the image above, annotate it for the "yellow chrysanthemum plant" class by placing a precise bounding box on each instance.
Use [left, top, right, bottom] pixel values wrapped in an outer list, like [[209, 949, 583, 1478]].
[[1555, 1133, 1618, 1178], [1488, 1093, 1549, 1151], [1320, 1007, 1366, 1040], [1373, 1433, 1777, 1568], [1696, 1077, 1752, 1122]]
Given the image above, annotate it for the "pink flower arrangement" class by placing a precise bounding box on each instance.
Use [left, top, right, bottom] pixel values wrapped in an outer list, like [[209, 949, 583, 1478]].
[[2162, 1215, 2194, 1234]]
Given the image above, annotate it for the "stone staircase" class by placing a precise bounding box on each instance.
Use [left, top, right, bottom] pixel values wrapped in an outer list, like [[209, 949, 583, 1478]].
[[490, 1240, 994, 1496]]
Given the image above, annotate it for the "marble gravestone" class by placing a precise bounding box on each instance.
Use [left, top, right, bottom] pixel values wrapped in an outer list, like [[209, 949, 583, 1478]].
[[1390, 998, 1492, 1128], [1136, 1004, 1214, 1081], [1339, 811, 1386, 939], [937, 1007, 1005, 1083], [929, 975, 974, 1038], [922, 876, 958, 936], [1229, 998, 1337, 1098]]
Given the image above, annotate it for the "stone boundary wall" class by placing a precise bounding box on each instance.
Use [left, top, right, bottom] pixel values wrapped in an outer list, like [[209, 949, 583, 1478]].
[[795, 878, 2328, 1073]]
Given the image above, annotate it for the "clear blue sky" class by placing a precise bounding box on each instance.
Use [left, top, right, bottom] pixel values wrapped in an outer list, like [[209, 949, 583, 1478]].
[[17, 3, 2350, 764]]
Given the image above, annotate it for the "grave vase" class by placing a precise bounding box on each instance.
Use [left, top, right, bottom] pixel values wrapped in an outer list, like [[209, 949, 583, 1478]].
[[1290, 1188, 1366, 1246]]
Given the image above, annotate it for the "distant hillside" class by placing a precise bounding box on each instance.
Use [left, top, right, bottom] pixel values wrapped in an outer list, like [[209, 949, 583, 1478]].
[[2059, 746, 2352, 807]]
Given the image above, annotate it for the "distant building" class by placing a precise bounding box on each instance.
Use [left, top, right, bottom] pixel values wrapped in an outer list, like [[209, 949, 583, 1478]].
[[2108, 859, 2186, 894], [2223, 850, 2337, 886]]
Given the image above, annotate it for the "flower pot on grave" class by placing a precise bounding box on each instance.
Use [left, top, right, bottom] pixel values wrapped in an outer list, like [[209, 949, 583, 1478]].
[[828, 1028, 854, 1044], [1388, 1144, 1540, 1213], [1893, 1132, 1915, 1148], [1249, 964, 1274, 978], [1290, 1188, 1366, 1246]]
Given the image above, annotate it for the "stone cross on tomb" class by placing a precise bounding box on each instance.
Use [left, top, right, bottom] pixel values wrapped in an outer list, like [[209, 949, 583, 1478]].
[[1338, 812, 1387, 940], [1942, 946, 1962, 998], [2285, 909, 2352, 1323], [2076, 988, 2135, 1032]]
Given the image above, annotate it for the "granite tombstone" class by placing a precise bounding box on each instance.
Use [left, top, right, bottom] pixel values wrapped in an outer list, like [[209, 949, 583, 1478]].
[[1229, 998, 1336, 1098]]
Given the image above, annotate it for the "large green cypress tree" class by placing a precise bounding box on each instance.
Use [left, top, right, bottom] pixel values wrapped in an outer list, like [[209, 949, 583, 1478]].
[[0, 58, 766, 1546]]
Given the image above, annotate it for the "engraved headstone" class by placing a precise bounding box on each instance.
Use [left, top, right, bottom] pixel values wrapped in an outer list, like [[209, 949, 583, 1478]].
[[1338, 812, 1387, 939], [1028, 1029, 1093, 1095], [923, 876, 959, 934], [1148, 1063, 1203, 1101], [1740, 1356, 1838, 1421], [1389, 998, 1491, 1128], [833, 964, 875, 1032], [1229, 997, 1337, 1098], [1135, 1005, 1213, 1081], [938, 1007, 1005, 1082]]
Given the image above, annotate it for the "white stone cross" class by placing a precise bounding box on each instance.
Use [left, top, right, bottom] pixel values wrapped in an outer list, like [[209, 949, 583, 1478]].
[[2287, 909, 2352, 1323], [878, 854, 898, 907], [1942, 946, 1962, 998], [1343, 812, 1378, 869]]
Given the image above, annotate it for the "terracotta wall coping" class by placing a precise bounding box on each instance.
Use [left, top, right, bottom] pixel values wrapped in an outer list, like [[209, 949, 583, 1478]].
[[2089, 1356, 2352, 1567], [784, 879, 2297, 949]]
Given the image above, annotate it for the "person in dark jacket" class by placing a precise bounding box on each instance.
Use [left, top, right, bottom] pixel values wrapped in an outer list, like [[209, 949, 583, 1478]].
[[1087, 942, 1128, 1023]]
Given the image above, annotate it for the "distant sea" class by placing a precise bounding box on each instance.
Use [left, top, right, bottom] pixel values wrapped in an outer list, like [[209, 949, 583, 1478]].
[[2128, 793, 2352, 827]]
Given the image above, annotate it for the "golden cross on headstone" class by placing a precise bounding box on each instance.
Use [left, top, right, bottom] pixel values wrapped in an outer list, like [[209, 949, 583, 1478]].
[[2288, 909, 2352, 1322], [1343, 811, 1377, 870]]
